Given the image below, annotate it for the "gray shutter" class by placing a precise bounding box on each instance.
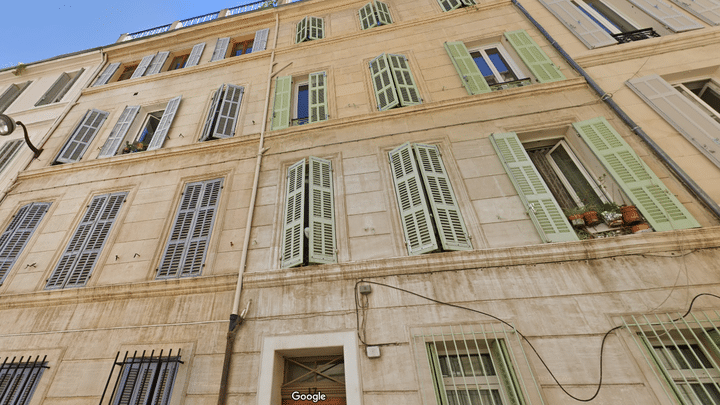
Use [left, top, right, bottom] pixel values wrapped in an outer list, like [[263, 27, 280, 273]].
[[200, 84, 224, 141], [131, 54, 155, 79], [388, 54, 422, 107], [296, 17, 308, 43], [360, 3, 377, 29], [0, 365, 44, 405], [147, 96, 182, 150], [0, 82, 31, 114], [627, 0, 704, 31], [53, 68, 84, 103], [667, 0, 720, 24], [308, 157, 336, 264], [252, 28, 270, 52], [0, 202, 50, 284], [308, 72, 328, 123], [36, 73, 71, 106], [504, 30, 565, 83], [98, 106, 141, 158], [271, 76, 293, 130], [490, 132, 579, 243], [210, 38, 230, 62], [116, 360, 178, 405], [438, 0, 463, 11], [56, 109, 109, 164], [627, 75, 720, 168], [444, 41, 490, 95], [537, 0, 618, 48], [389, 143, 439, 255], [375, 0, 393, 25], [369, 54, 400, 111], [414, 144, 472, 251], [185, 43, 206, 67], [281, 159, 307, 268], [93, 63, 120, 86], [491, 341, 527, 405], [461, 0, 476, 4], [0, 139, 24, 174], [211, 85, 244, 139], [308, 17, 324, 40], [573, 117, 700, 231], [145, 51, 170, 75]]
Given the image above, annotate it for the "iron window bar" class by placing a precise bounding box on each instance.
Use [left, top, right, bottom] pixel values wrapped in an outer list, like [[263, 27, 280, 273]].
[[488, 78, 532, 92], [0, 355, 48, 405], [611, 28, 660, 43], [99, 349, 183, 405]]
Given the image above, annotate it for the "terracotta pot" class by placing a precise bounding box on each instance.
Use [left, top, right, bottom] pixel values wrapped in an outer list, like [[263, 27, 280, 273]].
[[568, 214, 585, 228], [631, 223, 651, 233], [621, 205, 641, 225], [583, 210, 600, 227]]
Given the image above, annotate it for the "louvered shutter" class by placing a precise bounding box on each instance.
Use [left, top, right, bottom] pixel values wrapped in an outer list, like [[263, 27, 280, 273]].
[[461, 0, 476, 4], [426, 343, 449, 405], [627, 0, 703, 31], [200, 84, 224, 141], [98, 106, 141, 158], [375, 1, 393, 24], [0, 139, 23, 174], [131, 54, 155, 79], [272, 76, 293, 130], [185, 43, 206, 67], [0, 202, 50, 284], [210, 38, 230, 62], [504, 30, 565, 83], [115, 360, 178, 405], [360, 2, 377, 29], [53, 68, 84, 103], [308, 17, 324, 40], [573, 117, 700, 231], [308, 72, 328, 124], [282, 159, 307, 268], [146, 51, 170, 75], [210, 85, 244, 139], [389, 143, 439, 255], [388, 54, 421, 107], [438, 0, 463, 11], [36, 72, 71, 106], [414, 144, 472, 251], [0, 366, 44, 405], [94, 63, 120, 86], [147, 96, 182, 150], [308, 157, 336, 264], [491, 340, 527, 405], [490, 132, 578, 243], [444, 41, 491, 95], [0, 82, 31, 114], [537, 0, 617, 48], [296, 17, 308, 43], [56, 109, 109, 163], [252, 28, 270, 52], [627, 75, 720, 168], [370, 54, 400, 111], [667, 0, 720, 25]]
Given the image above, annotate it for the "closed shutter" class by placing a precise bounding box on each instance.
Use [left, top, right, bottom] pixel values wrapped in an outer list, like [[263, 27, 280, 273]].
[[200, 84, 224, 141], [370, 54, 400, 111], [281, 159, 307, 268], [131, 54, 155, 79], [438, 0, 463, 11], [490, 132, 578, 243], [537, 0, 617, 48], [272, 76, 293, 130], [388, 54, 421, 107], [504, 30, 565, 83], [211, 85, 244, 139], [36, 73, 71, 106], [145, 51, 170, 75], [93, 62, 120, 86], [147, 96, 182, 150], [252, 28, 270, 52], [46, 192, 126, 289], [0, 202, 50, 284], [98, 105, 141, 158], [308, 72, 328, 123], [491, 341, 527, 405], [359, 2, 378, 29], [0, 365, 45, 405], [56, 109, 109, 163], [627, 0, 703, 31], [308, 157, 336, 264], [308, 17, 324, 40], [667, 0, 720, 25], [115, 361, 178, 405], [462, 0, 476, 4], [627, 75, 720, 168], [185, 43, 206, 67], [444, 41, 490, 95], [296, 17, 308, 43], [210, 38, 230, 62], [389, 143, 439, 255], [375, 1, 393, 24], [0, 82, 31, 114], [0, 139, 23, 174], [414, 144, 472, 251], [573, 117, 700, 231]]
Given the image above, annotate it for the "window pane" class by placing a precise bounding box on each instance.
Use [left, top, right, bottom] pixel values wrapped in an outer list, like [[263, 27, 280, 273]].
[[697, 86, 720, 114], [447, 389, 503, 405], [470, 52, 496, 84], [549, 145, 603, 208], [137, 111, 164, 144], [486, 49, 517, 82], [297, 84, 309, 122]]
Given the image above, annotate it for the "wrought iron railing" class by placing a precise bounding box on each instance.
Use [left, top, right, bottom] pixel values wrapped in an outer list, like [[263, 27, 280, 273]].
[[178, 11, 220, 28], [611, 28, 660, 44], [229, 0, 275, 15], [489, 77, 532, 91]]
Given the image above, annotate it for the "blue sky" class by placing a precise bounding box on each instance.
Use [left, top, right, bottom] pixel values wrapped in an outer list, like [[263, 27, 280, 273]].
[[1, 0, 256, 70]]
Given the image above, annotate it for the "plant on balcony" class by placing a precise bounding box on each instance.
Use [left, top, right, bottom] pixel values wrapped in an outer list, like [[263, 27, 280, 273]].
[[122, 141, 148, 154]]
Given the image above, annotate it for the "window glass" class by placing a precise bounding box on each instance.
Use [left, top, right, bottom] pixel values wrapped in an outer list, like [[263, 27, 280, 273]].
[[295, 84, 310, 126], [135, 110, 164, 148], [168, 55, 189, 70], [117, 65, 137, 82]]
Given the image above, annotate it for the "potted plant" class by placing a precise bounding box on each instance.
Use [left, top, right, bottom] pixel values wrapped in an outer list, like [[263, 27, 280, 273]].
[[581, 204, 601, 227], [599, 202, 623, 227], [564, 207, 586, 228], [621, 205, 642, 226], [122, 141, 148, 154]]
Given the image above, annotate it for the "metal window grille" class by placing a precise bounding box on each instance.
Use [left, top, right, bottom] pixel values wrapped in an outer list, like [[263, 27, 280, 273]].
[[99, 349, 182, 405], [623, 312, 720, 405], [0, 355, 48, 405]]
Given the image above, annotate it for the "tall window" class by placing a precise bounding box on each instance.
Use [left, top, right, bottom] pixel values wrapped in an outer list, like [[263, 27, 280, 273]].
[[35, 69, 85, 106], [200, 84, 244, 141], [271, 72, 327, 130], [369, 54, 421, 111], [674, 80, 720, 124], [0, 355, 47, 405], [0, 202, 50, 285], [295, 16, 325, 43]]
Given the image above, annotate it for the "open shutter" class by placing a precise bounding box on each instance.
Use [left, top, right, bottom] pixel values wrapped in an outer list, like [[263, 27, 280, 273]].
[[211, 85, 244, 139], [0, 139, 23, 174], [200, 84, 224, 141], [388, 54, 421, 107], [53, 68, 84, 103], [36, 73, 71, 106], [444, 41, 490, 95], [131, 54, 155, 79], [627, 75, 720, 168], [210, 38, 230, 62], [98, 106, 140, 158], [438, 0, 463, 11], [490, 132, 578, 243], [627, 0, 703, 31], [296, 17, 308, 43], [252, 28, 270, 52], [308, 157, 336, 264], [375, 1, 393, 24], [667, 0, 720, 24], [271, 76, 293, 130], [308, 17, 324, 40], [504, 30, 565, 83], [414, 144, 472, 251], [282, 159, 307, 268], [491, 341, 527, 405], [426, 344, 449, 405], [145, 51, 170, 75], [360, 2, 378, 29], [185, 43, 206, 67], [389, 143, 439, 255], [308, 72, 328, 124], [56, 109, 109, 163], [0, 82, 31, 114], [94, 63, 120, 86], [573, 117, 700, 231], [370, 54, 400, 111], [147, 96, 182, 150], [537, 0, 617, 48], [0, 202, 50, 284]]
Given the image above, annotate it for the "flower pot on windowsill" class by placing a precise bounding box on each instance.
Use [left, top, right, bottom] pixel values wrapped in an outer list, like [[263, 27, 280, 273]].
[[621, 205, 641, 226], [583, 210, 601, 227], [568, 214, 585, 228], [631, 222, 651, 233]]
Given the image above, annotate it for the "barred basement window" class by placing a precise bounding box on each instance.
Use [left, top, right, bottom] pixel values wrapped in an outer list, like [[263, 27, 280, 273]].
[[282, 356, 345, 404], [438, 0, 476, 12], [0, 82, 31, 114], [0, 202, 50, 285], [200, 84, 244, 141], [100, 350, 182, 405], [271, 72, 327, 130], [0, 355, 48, 405], [369, 53, 421, 111], [295, 16, 324, 44], [35, 69, 85, 106], [359, 1, 393, 29]]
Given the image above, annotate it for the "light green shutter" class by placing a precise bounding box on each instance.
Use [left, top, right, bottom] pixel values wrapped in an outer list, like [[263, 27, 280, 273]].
[[438, 0, 463, 11], [491, 340, 526, 405], [573, 117, 700, 231], [414, 144, 472, 251], [282, 159, 307, 268], [308, 157, 336, 264], [375, 1, 393, 25], [444, 41, 490, 95], [309, 72, 328, 124], [359, 2, 377, 29], [296, 17, 308, 43], [504, 30, 565, 83], [490, 132, 578, 243], [272, 76, 292, 130], [388, 54, 421, 107], [389, 143, 439, 255], [369, 54, 399, 111], [426, 343, 449, 405], [308, 17, 324, 40]]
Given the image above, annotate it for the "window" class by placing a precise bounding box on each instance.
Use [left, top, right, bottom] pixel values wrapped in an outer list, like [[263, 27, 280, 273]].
[[156, 178, 222, 279], [200, 84, 244, 141], [94, 63, 121, 86], [438, 0, 476, 12], [231, 39, 254, 56], [359, 0, 393, 29], [282, 356, 345, 403], [210, 29, 270, 62], [45, 192, 127, 289], [271, 72, 327, 130], [296, 16, 325, 43], [130, 52, 170, 79], [117, 65, 138, 82], [281, 157, 336, 268], [388, 143, 472, 256], [55, 109, 109, 164], [675, 80, 720, 124], [0, 82, 31, 114], [573, 0, 639, 34], [0, 139, 24, 174], [168, 54, 189, 71], [0, 355, 47, 405], [35, 69, 85, 107], [101, 350, 181, 405], [0, 202, 50, 285], [369, 53, 421, 111]]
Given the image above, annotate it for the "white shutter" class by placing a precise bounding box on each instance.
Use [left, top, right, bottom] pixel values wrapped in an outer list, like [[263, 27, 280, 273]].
[[145, 51, 170, 75], [628, 0, 704, 31], [98, 106, 140, 158], [0, 139, 23, 174], [210, 85, 244, 139], [252, 28, 270, 52], [36, 72, 71, 106], [52, 68, 84, 103], [438, 0, 463, 11], [0, 202, 50, 284], [667, 0, 720, 24], [210, 38, 230, 62], [93, 63, 120, 86], [537, 0, 618, 48], [200, 84, 224, 141], [281, 159, 307, 268], [56, 109, 109, 163], [147, 96, 182, 150], [308, 157, 336, 264], [131, 54, 155, 79], [185, 43, 206, 67]]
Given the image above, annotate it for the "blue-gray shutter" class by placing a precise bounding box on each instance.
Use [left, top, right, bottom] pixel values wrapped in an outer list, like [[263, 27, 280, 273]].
[[0, 139, 24, 174], [114, 359, 178, 405], [537, 0, 618, 48], [627, 0, 704, 31], [209, 85, 244, 139], [308, 157, 336, 264], [93, 63, 121, 86], [147, 96, 182, 150], [145, 51, 170, 75], [131, 54, 155, 79], [281, 159, 307, 268], [200, 84, 224, 141], [667, 0, 720, 24], [0, 82, 31, 114], [0, 362, 45, 404], [0, 202, 50, 284], [98, 106, 141, 158], [210, 38, 230, 62], [185, 43, 206, 68], [252, 28, 270, 52], [56, 109, 109, 163]]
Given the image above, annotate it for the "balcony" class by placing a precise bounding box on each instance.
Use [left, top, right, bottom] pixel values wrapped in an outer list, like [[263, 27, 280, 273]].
[[489, 78, 532, 92], [611, 28, 660, 44]]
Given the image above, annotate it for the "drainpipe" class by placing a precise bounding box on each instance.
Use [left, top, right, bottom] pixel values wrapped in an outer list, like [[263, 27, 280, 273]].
[[510, 0, 720, 219]]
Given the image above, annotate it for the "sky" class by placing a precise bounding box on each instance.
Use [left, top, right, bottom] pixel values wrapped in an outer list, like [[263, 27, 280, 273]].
[[1, 0, 257, 70]]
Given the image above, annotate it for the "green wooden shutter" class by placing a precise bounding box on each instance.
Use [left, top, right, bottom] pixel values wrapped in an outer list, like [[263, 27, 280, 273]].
[[186, 43, 206, 67], [308, 16, 324, 40], [308, 157, 336, 264], [131, 54, 155, 79], [308, 72, 328, 124], [388, 54, 421, 107], [389, 143, 439, 255], [98, 105, 140, 158], [146, 51, 170, 75], [490, 132, 578, 243], [573, 117, 700, 231], [369, 54, 400, 111], [444, 41, 490, 95], [359, 2, 378, 29], [147, 95, 182, 150], [296, 17, 308, 43], [93, 63, 120, 86], [200, 84, 224, 141], [426, 343, 449, 405], [438, 0, 463, 11], [210, 85, 244, 139], [375, 1, 393, 24], [210, 38, 230, 61], [414, 144, 472, 251], [282, 159, 307, 268], [56, 109, 109, 163], [0, 202, 50, 284], [0, 139, 23, 174], [491, 340, 527, 405], [504, 30, 565, 83], [272, 76, 292, 130]]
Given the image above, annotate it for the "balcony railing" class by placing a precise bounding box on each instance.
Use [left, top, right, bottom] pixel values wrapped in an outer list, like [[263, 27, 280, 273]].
[[178, 12, 220, 28], [611, 28, 660, 44], [489, 78, 532, 91]]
